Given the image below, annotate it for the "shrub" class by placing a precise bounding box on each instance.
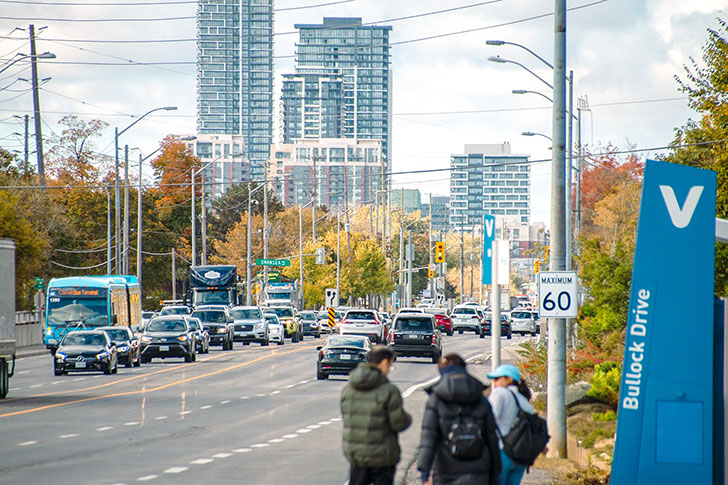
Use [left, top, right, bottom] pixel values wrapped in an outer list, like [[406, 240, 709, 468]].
[[587, 361, 621, 407], [593, 410, 617, 422]]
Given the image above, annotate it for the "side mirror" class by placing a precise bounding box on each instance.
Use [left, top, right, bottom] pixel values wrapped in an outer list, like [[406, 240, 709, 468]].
[[111, 314, 118, 324], [316, 346, 323, 351]]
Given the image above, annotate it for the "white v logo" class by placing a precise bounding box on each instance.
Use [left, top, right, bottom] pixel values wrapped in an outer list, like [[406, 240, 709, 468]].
[[484, 218, 495, 238], [659, 185, 704, 229]]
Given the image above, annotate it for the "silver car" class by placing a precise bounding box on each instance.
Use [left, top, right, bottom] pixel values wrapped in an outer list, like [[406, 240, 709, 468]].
[[230, 306, 268, 346], [509, 309, 537, 336]]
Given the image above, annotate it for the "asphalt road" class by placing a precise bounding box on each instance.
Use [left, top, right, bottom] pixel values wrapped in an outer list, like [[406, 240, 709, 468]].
[[0, 332, 529, 485]]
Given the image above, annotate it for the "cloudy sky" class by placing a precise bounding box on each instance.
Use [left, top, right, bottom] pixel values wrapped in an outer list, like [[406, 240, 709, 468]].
[[0, 0, 723, 224]]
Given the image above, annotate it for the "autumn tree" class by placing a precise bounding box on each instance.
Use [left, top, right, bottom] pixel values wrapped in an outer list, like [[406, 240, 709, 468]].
[[46, 116, 109, 185]]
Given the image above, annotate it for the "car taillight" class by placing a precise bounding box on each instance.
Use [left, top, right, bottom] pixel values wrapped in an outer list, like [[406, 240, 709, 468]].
[[431, 334, 437, 344], [472, 315, 479, 319], [367, 320, 378, 325]]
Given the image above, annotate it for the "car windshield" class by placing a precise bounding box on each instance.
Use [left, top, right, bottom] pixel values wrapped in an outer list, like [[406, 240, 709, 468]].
[[300, 313, 316, 321], [147, 320, 187, 332], [346, 311, 375, 320], [452, 307, 476, 315], [62, 333, 107, 346], [395, 318, 433, 331], [191, 311, 227, 323], [511, 311, 532, 319], [264, 315, 280, 325], [328, 336, 367, 348], [103, 329, 131, 341], [187, 320, 200, 330], [269, 307, 294, 318], [142, 312, 155, 318], [484, 313, 508, 322], [160, 307, 189, 315], [230, 308, 262, 319]]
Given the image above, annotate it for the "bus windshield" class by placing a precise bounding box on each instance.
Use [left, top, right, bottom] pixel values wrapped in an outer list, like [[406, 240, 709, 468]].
[[47, 298, 108, 327]]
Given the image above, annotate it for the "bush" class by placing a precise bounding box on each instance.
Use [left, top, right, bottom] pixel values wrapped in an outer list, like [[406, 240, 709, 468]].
[[516, 340, 547, 391], [587, 361, 621, 407], [593, 410, 617, 422]]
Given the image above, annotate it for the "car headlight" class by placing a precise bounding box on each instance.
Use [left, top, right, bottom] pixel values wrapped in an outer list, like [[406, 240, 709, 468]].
[[46, 327, 52, 335], [254, 323, 264, 329], [55, 352, 67, 361], [178, 335, 188, 342], [97, 351, 109, 359], [141, 335, 151, 343]]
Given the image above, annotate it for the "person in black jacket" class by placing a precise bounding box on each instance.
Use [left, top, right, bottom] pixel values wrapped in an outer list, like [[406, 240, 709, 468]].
[[417, 354, 501, 485]]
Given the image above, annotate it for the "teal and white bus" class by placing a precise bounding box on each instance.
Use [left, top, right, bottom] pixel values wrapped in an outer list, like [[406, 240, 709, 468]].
[[44, 275, 141, 353]]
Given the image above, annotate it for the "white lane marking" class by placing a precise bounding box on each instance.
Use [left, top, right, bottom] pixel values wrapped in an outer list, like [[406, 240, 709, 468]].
[[255, 393, 265, 397], [51, 381, 62, 385], [251, 443, 269, 448], [163, 467, 188, 474], [298, 380, 309, 384], [97, 427, 114, 431], [331, 417, 342, 422], [179, 411, 192, 415], [137, 475, 158, 481], [190, 458, 214, 465], [306, 424, 320, 429], [73, 377, 86, 381], [282, 434, 298, 439], [268, 438, 285, 443], [240, 396, 249, 400], [285, 384, 295, 388], [18, 441, 37, 446], [200, 405, 212, 410], [29, 384, 42, 388], [270, 391, 280, 395], [219, 400, 230, 404], [124, 421, 140, 426], [155, 416, 167, 420], [18, 370, 30, 375], [402, 376, 440, 399], [94, 375, 103, 379], [233, 448, 252, 453], [59, 434, 78, 439], [296, 428, 312, 433], [212, 452, 232, 458], [318, 421, 331, 425]]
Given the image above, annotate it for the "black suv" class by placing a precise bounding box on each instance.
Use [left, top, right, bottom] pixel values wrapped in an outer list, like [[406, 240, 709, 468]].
[[140, 316, 196, 363], [480, 312, 513, 339], [190, 308, 234, 350], [388, 313, 442, 363]]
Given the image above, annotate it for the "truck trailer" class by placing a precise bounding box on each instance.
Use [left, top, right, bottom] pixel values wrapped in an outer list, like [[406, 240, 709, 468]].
[[0, 238, 16, 399]]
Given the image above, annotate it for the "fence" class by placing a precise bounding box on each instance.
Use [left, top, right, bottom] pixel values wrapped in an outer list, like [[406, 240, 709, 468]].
[[15, 310, 43, 347]]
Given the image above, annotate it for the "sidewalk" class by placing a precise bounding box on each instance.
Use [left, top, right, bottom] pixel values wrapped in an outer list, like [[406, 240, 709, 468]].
[[395, 344, 553, 485]]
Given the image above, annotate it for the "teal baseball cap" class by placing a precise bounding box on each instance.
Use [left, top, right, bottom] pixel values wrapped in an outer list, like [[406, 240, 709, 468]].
[[487, 364, 521, 383]]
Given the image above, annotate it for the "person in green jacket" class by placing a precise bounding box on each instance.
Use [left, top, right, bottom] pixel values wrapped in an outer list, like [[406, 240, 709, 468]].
[[341, 345, 412, 485]]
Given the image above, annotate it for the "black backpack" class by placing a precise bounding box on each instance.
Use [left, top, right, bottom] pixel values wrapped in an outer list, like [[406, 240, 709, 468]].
[[444, 405, 485, 461], [498, 390, 549, 466]]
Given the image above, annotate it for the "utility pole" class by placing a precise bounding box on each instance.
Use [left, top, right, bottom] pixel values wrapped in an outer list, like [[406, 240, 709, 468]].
[[28, 25, 45, 187], [123, 145, 130, 275], [479, 217, 484, 305], [171, 248, 177, 301], [398, 219, 404, 308], [470, 223, 475, 298], [407, 230, 413, 307], [23, 114, 29, 171], [137, 153, 143, 287], [459, 219, 465, 304], [491, 240, 501, 369], [566, 70, 574, 271], [246, 188, 253, 306], [299, 205, 304, 309], [191, 167, 197, 267], [107, 187, 112, 274], [114, 127, 121, 274], [336, 212, 341, 306], [201, 172, 207, 265], [263, 171, 269, 287], [428, 197, 433, 298], [548, 0, 568, 458], [312, 155, 317, 244]]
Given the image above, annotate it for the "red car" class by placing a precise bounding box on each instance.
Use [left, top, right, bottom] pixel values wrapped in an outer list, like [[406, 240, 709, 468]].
[[433, 312, 453, 336]]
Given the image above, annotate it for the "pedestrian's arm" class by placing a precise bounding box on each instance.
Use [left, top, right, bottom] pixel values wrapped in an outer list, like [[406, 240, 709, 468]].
[[416, 396, 439, 480], [387, 387, 412, 433]]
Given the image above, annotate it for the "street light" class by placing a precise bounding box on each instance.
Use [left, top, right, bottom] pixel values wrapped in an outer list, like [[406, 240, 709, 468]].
[[247, 182, 266, 305], [512, 89, 553, 103], [114, 105, 177, 274], [486, 40, 553, 68], [0, 51, 55, 76], [488, 56, 553, 89], [522, 131, 552, 141]]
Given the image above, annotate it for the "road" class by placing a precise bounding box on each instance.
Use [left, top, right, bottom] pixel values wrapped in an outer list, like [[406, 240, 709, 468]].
[[0, 333, 528, 484]]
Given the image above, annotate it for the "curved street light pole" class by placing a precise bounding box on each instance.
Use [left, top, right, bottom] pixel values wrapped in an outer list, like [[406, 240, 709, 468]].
[[487, 56, 553, 90]]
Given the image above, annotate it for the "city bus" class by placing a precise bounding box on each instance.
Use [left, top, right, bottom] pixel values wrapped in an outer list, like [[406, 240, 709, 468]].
[[44, 275, 141, 354]]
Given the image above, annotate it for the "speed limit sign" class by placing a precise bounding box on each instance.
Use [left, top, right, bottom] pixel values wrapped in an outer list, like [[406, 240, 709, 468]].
[[537, 271, 578, 318]]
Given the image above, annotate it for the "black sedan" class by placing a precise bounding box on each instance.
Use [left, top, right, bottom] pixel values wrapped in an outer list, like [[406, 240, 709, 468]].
[[54, 330, 118, 375], [316, 335, 371, 380], [300, 311, 321, 338], [140, 317, 196, 363], [480, 312, 513, 339], [99, 326, 141, 368]]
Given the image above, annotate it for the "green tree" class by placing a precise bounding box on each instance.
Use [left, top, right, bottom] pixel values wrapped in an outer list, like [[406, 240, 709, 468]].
[[666, 16, 728, 295], [208, 184, 283, 242]]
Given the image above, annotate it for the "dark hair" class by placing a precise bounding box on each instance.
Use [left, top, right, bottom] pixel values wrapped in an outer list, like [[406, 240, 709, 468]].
[[438, 353, 466, 369], [517, 376, 532, 401], [367, 345, 395, 364]]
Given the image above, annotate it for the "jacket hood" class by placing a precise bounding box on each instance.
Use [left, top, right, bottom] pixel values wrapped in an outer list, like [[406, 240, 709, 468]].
[[348, 363, 388, 391], [428, 369, 485, 404]]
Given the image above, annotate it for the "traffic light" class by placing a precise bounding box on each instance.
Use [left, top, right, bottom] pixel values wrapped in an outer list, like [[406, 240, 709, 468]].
[[427, 268, 434, 278], [534, 260, 541, 274], [434, 241, 445, 263], [544, 245, 550, 262]]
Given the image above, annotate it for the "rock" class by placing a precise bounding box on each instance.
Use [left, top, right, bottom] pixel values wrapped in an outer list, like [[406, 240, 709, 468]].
[[567, 381, 591, 406]]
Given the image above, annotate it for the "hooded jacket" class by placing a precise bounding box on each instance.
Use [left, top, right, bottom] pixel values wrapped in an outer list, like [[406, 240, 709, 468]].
[[341, 363, 412, 468], [417, 367, 502, 485]]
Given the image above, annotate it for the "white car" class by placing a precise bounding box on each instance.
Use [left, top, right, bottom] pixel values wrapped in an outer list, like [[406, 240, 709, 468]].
[[264, 313, 285, 346], [509, 309, 538, 336], [340, 309, 385, 343], [450, 305, 482, 334]]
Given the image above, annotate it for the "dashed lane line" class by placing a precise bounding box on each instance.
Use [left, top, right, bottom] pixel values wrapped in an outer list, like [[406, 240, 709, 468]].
[[97, 426, 114, 431], [59, 434, 78, 439], [137, 475, 157, 481], [18, 441, 36, 446], [212, 452, 232, 458], [190, 458, 214, 465], [200, 405, 212, 409], [163, 467, 188, 474], [233, 448, 252, 453]]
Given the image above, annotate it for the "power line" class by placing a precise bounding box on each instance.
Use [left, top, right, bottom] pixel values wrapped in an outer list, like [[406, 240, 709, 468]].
[[50, 259, 112, 269], [0, 14, 196, 22]]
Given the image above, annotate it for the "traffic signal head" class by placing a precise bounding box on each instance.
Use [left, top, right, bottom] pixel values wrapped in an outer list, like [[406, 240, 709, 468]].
[[534, 260, 541, 274], [427, 268, 434, 278], [434, 241, 445, 263]]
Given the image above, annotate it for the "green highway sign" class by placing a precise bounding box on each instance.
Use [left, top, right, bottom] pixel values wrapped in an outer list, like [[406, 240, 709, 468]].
[[255, 258, 291, 267], [268, 271, 280, 283]]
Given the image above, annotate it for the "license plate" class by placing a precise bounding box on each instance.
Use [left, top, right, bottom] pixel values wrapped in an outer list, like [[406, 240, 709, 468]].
[[407, 334, 419, 339], [74, 361, 86, 368], [340, 354, 352, 360], [159, 345, 169, 351]]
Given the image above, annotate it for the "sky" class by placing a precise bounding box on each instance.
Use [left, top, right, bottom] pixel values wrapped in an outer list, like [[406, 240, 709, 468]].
[[0, 0, 724, 225]]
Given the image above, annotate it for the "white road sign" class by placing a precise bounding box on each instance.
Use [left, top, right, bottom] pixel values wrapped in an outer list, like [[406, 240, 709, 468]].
[[537, 271, 578, 318], [325, 288, 338, 308]]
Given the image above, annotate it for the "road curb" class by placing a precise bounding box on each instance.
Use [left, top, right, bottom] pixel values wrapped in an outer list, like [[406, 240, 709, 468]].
[[16, 350, 48, 360]]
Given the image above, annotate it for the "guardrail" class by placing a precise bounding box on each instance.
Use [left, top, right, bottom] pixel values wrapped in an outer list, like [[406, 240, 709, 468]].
[[15, 310, 43, 347]]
